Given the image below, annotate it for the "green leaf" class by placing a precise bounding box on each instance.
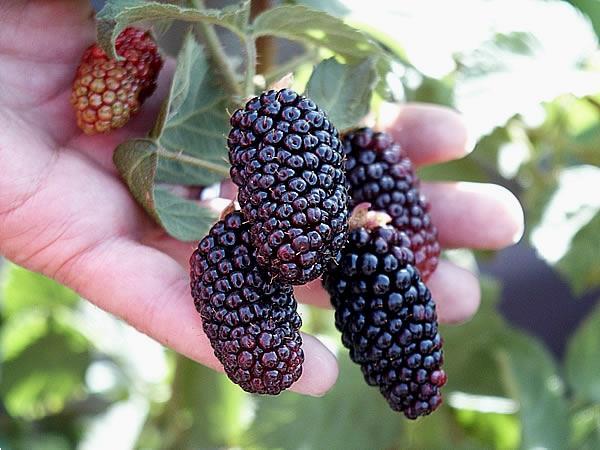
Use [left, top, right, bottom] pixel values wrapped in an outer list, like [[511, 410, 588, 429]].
[[556, 212, 600, 294], [1, 264, 78, 318], [570, 404, 600, 450], [569, 0, 600, 38], [494, 331, 569, 450], [244, 354, 409, 450], [454, 409, 521, 450], [565, 299, 600, 403], [113, 140, 218, 242], [252, 5, 383, 61], [114, 34, 230, 241], [152, 32, 232, 186], [0, 325, 91, 420], [97, 0, 250, 58], [442, 277, 569, 449], [305, 57, 378, 130]]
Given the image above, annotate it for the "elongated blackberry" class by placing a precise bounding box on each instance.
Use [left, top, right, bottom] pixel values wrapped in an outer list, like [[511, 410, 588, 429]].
[[323, 217, 446, 419], [190, 211, 303, 394], [228, 88, 348, 285], [342, 128, 439, 280]]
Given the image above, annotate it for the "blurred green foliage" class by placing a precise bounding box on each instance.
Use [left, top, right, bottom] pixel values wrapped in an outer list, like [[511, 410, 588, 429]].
[[2, 0, 600, 449]]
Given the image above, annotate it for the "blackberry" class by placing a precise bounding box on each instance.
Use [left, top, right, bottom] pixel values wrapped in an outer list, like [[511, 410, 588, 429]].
[[323, 219, 446, 419], [190, 211, 303, 394], [228, 88, 348, 285], [342, 128, 440, 280]]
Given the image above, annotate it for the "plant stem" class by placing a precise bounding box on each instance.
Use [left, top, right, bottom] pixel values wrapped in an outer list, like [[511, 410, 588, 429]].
[[244, 37, 257, 97], [190, 0, 242, 97], [157, 149, 230, 177], [251, 0, 275, 74]]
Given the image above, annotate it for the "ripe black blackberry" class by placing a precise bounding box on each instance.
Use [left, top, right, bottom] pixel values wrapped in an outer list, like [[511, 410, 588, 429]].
[[342, 128, 440, 280], [190, 211, 303, 394], [323, 213, 446, 419], [228, 88, 348, 285]]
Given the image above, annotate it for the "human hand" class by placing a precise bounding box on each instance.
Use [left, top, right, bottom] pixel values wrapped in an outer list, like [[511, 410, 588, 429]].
[[0, 1, 523, 396]]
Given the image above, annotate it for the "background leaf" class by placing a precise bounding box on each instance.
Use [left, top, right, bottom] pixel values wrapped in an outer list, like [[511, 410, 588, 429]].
[[556, 212, 600, 295], [2, 265, 78, 318], [565, 299, 600, 403], [305, 57, 378, 130], [0, 325, 91, 420], [137, 355, 249, 449]]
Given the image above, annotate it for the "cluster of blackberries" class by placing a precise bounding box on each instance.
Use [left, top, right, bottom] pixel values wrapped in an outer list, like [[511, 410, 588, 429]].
[[191, 88, 345, 395], [189, 89, 445, 419]]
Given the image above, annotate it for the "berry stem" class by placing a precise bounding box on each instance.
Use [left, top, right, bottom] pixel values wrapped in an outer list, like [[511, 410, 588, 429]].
[[244, 37, 257, 97], [251, 0, 275, 75], [156, 149, 230, 178], [191, 0, 242, 97]]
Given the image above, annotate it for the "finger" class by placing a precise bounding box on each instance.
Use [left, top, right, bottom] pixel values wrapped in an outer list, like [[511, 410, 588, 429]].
[[380, 103, 472, 167], [427, 260, 480, 324], [294, 261, 480, 325], [55, 237, 338, 397], [422, 182, 524, 249]]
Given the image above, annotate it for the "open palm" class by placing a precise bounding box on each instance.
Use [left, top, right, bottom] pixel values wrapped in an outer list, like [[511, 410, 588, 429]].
[[0, 0, 523, 396]]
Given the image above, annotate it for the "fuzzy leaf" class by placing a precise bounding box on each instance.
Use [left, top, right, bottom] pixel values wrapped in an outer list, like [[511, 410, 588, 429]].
[[97, 0, 250, 57], [305, 57, 377, 131], [556, 212, 600, 295], [152, 33, 232, 186], [565, 299, 600, 403], [113, 140, 218, 242], [114, 34, 231, 241], [252, 5, 382, 61]]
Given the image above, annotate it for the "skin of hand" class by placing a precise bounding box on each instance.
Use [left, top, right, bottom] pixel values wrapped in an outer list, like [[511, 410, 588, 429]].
[[0, 1, 523, 396]]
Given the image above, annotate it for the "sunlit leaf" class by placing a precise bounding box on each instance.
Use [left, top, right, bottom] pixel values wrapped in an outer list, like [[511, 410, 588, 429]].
[[252, 5, 383, 62], [137, 355, 248, 448], [1, 264, 78, 318], [0, 325, 91, 420], [454, 408, 521, 450]]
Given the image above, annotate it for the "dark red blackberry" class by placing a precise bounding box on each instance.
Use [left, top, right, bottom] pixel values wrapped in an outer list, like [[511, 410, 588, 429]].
[[342, 128, 440, 280], [228, 88, 348, 285], [190, 211, 304, 394], [323, 221, 446, 419]]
